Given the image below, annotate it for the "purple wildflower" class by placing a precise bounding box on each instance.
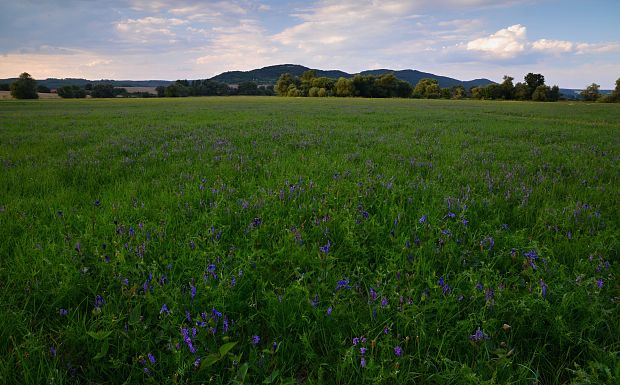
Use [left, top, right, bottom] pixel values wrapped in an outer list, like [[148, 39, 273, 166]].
[[59, 308, 69, 316], [369, 287, 377, 302], [311, 294, 319, 307], [447, 211, 456, 218], [596, 278, 604, 289], [469, 327, 489, 342], [181, 327, 196, 353], [320, 240, 331, 254], [147, 353, 156, 364], [327, 306, 332, 316], [352, 337, 360, 346], [539, 279, 548, 298], [381, 297, 388, 308], [336, 277, 350, 291], [50, 346, 57, 357], [160, 303, 170, 315], [394, 346, 402, 357], [222, 316, 229, 333], [190, 282, 196, 300], [419, 215, 427, 224], [252, 335, 260, 345], [186, 310, 192, 322], [360, 357, 366, 368], [211, 308, 222, 321], [438, 277, 452, 295], [193, 356, 201, 368], [485, 288, 495, 305], [94, 295, 104, 309]]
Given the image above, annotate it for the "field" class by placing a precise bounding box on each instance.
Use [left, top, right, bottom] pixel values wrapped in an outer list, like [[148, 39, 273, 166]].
[[0, 97, 618, 384]]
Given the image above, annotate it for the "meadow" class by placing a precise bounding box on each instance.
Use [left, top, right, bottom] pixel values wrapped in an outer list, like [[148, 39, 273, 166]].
[[0, 97, 618, 384]]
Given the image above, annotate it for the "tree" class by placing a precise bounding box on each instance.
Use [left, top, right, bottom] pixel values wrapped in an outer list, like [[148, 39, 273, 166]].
[[450, 85, 466, 99], [531, 85, 549, 101], [308, 87, 320, 97], [91, 84, 116, 98], [514, 82, 530, 100], [10, 72, 38, 99], [57, 85, 86, 98], [155, 86, 166, 97], [500, 75, 515, 99], [335, 77, 353, 97], [37, 85, 51, 93], [524, 73, 545, 99], [275, 73, 297, 96], [413, 78, 440, 98], [548, 85, 560, 102], [580, 83, 600, 101], [237, 81, 259, 95]]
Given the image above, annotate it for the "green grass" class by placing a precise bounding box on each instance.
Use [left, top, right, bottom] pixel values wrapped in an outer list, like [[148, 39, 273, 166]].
[[0, 97, 618, 384]]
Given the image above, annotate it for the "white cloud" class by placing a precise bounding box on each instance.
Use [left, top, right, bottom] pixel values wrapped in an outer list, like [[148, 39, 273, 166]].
[[531, 39, 574, 53], [465, 25, 620, 60], [575, 42, 620, 54], [466, 24, 527, 58]]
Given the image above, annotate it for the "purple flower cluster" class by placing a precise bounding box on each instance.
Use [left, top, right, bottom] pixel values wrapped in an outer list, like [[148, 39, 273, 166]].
[[181, 327, 196, 353], [469, 327, 490, 342], [438, 277, 452, 295]]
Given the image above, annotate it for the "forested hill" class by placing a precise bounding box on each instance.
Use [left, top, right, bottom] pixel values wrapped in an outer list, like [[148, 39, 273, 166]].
[[209, 64, 495, 88]]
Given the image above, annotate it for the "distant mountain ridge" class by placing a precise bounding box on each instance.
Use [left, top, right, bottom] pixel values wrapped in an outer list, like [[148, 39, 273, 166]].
[[209, 64, 495, 89]]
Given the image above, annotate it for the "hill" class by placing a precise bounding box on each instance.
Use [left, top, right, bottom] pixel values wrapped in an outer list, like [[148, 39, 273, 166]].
[[0, 78, 171, 89], [209, 64, 495, 89]]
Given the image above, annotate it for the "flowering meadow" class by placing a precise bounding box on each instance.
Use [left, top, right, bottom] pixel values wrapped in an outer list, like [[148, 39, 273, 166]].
[[0, 97, 618, 384]]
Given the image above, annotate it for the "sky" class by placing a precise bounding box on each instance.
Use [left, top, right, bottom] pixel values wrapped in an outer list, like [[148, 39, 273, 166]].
[[1, 0, 619, 88]]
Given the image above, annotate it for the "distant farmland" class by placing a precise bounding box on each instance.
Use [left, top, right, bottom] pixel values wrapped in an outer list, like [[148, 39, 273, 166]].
[[0, 97, 618, 384]]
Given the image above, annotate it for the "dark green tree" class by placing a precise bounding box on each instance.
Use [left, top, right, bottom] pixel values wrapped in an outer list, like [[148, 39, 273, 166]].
[[547, 85, 560, 102], [91, 84, 116, 98], [57, 85, 86, 98], [514, 82, 530, 100], [155, 86, 166, 97], [524, 73, 545, 98], [10, 72, 38, 99], [500, 75, 515, 99], [37, 85, 51, 93], [531, 85, 549, 101], [237, 81, 259, 95]]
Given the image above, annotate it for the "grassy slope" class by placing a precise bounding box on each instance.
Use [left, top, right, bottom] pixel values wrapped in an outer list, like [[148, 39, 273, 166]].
[[0, 97, 618, 384]]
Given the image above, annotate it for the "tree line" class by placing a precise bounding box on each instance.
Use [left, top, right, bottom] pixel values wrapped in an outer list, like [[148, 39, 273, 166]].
[[154, 79, 275, 97], [2, 73, 275, 99], [4, 72, 620, 102], [275, 70, 620, 102]]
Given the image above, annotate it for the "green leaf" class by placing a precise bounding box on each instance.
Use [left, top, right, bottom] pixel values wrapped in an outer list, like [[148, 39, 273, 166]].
[[202, 353, 221, 368], [236, 363, 249, 382], [87, 330, 112, 340], [129, 305, 141, 324], [219, 341, 237, 357], [93, 340, 109, 360], [263, 369, 280, 384]]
